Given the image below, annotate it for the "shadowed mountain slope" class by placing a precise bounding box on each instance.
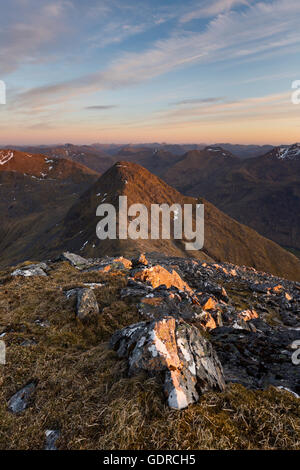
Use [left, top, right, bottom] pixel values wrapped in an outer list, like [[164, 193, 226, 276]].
[[162, 144, 300, 252], [0, 150, 99, 268], [41, 161, 300, 281]]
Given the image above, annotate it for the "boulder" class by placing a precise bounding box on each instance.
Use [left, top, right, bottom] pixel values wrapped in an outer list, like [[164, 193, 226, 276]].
[[11, 263, 48, 277], [8, 382, 36, 413], [110, 317, 225, 410], [76, 288, 99, 322], [45, 430, 60, 450], [61, 252, 89, 268]]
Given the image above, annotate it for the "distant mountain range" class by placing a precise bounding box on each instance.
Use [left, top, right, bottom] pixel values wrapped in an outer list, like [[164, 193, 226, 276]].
[[0, 143, 299, 274], [18, 141, 297, 253], [0, 148, 299, 280], [11, 141, 275, 161]]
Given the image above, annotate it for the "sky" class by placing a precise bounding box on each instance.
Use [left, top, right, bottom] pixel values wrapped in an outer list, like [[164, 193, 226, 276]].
[[1, 0, 300, 145]]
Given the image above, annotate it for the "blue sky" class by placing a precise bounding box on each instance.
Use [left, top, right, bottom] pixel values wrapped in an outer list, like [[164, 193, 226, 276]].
[[1, 0, 300, 144]]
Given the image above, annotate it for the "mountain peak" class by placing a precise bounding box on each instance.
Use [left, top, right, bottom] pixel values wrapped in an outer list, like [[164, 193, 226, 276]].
[[38, 161, 300, 281], [86, 160, 183, 209]]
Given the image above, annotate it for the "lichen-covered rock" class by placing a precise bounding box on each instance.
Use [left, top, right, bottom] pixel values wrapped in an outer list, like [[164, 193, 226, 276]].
[[110, 317, 225, 410], [8, 382, 36, 413], [133, 265, 193, 293], [76, 288, 99, 322]]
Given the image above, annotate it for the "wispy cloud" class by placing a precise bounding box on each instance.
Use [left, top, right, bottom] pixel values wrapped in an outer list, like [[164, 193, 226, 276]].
[[180, 0, 249, 22], [158, 92, 292, 124], [171, 97, 225, 106], [85, 105, 117, 110], [87, 22, 149, 48], [5, 0, 300, 147], [12, 0, 300, 112], [0, 1, 72, 74]]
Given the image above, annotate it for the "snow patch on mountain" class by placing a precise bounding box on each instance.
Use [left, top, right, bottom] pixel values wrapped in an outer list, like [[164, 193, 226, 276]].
[[276, 144, 300, 160], [0, 151, 14, 165], [206, 146, 232, 157]]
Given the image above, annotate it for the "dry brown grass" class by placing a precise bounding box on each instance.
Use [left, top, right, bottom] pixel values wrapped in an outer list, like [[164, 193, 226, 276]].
[[0, 261, 299, 450]]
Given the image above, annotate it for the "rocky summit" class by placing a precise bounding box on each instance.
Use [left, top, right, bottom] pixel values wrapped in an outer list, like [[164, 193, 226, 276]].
[[0, 251, 299, 449]]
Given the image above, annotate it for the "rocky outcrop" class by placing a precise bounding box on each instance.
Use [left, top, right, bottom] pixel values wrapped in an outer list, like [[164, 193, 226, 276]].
[[211, 324, 300, 394], [133, 265, 193, 293], [76, 288, 99, 322], [110, 317, 225, 409], [117, 254, 300, 397]]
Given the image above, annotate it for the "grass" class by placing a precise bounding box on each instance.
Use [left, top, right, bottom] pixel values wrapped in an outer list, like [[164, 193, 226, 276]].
[[0, 261, 299, 450]]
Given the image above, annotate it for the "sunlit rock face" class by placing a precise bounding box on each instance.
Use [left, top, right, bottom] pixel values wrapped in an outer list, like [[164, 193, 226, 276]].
[[110, 316, 225, 410], [133, 265, 193, 293]]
